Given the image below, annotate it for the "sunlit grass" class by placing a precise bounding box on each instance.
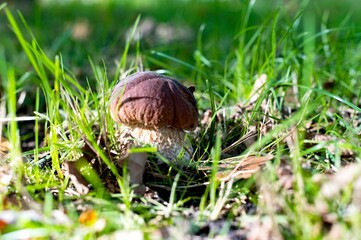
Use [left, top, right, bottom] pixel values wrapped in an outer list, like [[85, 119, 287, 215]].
[[1, 0, 361, 238]]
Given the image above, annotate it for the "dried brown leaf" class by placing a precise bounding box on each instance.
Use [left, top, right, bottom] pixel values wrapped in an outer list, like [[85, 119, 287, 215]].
[[312, 134, 354, 157], [276, 163, 294, 191], [283, 72, 300, 108], [63, 160, 90, 195], [0, 218, 7, 231], [222, 154, 274, 181], [200, 109, 213, 126], [0, 165, 13, 204], [78, 209, 97, 226], [249, 74, 267, 104], [0, 136, 11, 157], [316, 163, 361, 212], [245, 216, 283, 240], [199, 154, 274, 181], [320, 163, 361, 198], [284, 126, 298, 155]]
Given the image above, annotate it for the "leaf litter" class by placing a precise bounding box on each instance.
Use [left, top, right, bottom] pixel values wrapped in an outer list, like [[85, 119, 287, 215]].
[[1, 72, 361, 239]]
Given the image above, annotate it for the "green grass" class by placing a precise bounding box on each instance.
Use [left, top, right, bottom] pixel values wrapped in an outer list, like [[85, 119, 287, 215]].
[[1, 0, 361, 239]]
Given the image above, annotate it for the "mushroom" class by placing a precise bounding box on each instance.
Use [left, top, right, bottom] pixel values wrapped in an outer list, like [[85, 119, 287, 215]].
[[109, 71, 198, 193]]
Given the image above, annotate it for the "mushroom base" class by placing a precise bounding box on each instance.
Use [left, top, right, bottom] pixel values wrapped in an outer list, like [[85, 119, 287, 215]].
[[118, 125, 194, 163]]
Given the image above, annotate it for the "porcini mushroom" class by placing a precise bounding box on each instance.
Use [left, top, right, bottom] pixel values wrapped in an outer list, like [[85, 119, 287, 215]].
[[109, 71, 198, 193]]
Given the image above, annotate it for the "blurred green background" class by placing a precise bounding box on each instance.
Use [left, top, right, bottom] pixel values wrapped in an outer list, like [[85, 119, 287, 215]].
[[2, 0, 360, 72], [1, 0, 361, 110]]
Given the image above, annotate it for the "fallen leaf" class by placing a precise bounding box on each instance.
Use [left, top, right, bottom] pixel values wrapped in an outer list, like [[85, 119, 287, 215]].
[[314, 163, 361, 216], [220, 154, 274, 181], [0, 136, 11, 157], [312, 134, 354, 157], [79, 209, 97, 226], [0, 165, 14, 204], [249, 73, 267, 104], [0, 218, 7, 231], [320, 163, 361, 202], [63, 160, 90, 195], [276, 163, 294, 191], [199, 154, 274, 181], [0, 166, 12, 186], [283, 71, 300, 108], [200, 109, 213, 126], [246, 216, 283, 240], [284, 126, 298, 156]]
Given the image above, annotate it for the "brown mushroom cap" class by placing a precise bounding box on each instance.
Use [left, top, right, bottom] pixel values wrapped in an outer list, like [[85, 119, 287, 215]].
[[110, 71, 198, 130]]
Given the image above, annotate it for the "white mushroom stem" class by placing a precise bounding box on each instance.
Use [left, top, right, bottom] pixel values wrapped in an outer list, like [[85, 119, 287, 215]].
[[116, 124, 194, 195], [118, 125, 193, 163], [125, 152, 147, 194]]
